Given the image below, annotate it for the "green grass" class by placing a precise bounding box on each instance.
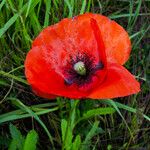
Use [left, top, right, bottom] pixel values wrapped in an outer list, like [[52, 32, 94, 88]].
[[0, 0, 150, 150]]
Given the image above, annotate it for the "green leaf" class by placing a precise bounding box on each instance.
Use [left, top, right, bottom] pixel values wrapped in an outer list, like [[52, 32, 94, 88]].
[[65, 126, 73, 150], [75, 107, 115, 126], [70, 100, 79, 129], [61, 119, 68, 142], [72, 135, 81, 150], [107, 145, 112, 150], [8, 139, 17, 150], [9, 124, 24, 150], [83, 107, 115, 118], [9, 98, 54, 148], [23, 130, 38, 150], [61, 119, 73, 150]]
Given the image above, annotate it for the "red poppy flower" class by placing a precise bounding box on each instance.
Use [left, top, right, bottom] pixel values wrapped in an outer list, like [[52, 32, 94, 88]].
[[25, 13, 140, 99]]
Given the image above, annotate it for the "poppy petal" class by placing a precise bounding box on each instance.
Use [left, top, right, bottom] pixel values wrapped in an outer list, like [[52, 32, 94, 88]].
[[88, 63, 140, 99], [90, 18, 107, 66], [32, 86, 56, 99], [32, 13, 131, 65], [73, 13, 131, 65], [32, 16, 102, 64], [25, 46, 100, 99]]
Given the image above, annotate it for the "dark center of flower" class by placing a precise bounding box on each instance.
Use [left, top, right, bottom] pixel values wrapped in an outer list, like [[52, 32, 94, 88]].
[[73, 61, 86, 76], [64, 53, 104, 87]]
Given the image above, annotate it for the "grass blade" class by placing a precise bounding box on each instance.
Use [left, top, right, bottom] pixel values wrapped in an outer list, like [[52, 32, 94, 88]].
[[0, 0, 6, 11], [6, 98, 55, 148], [82, 121, 99, 149], [64, 0, 73, 18], [0, 13, 19, 38], [101, 100, 134, 141], [0, 70, 28, 85], [44, 0, 51, 27], [25, 0, 32, 18], [80, 0, 86, 14]]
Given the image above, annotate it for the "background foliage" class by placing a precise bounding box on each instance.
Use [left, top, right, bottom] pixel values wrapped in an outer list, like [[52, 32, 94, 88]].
[[0, 0, 150, 149]]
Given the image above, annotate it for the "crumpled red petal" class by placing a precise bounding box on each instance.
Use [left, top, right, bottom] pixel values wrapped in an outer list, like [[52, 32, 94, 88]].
[[32, 86, 56, 99], [88, 63, 140, 99], [32, 13, 131, 65], [77, 13, 131, 65], [90, 18, 107, 67], [25, 46, 101, 99]]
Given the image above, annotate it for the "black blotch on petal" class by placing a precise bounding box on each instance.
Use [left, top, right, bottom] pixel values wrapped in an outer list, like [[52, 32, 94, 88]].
[[95, 61, 104, 70], [64, 78, 74, 85], [64, 52, 104, 87]]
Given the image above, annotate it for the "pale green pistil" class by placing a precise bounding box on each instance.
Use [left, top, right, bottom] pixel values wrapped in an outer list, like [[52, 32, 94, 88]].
[[73, 61, 86, 76]]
